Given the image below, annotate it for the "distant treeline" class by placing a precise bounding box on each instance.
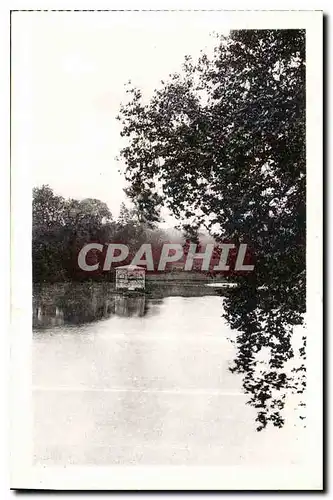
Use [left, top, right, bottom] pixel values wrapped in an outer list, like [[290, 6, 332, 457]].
[[32, 185, 170, 282], [32, 186, 250, 282]]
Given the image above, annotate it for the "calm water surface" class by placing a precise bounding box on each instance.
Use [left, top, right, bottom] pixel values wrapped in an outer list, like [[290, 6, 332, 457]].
[[33, 285, 305, 465]]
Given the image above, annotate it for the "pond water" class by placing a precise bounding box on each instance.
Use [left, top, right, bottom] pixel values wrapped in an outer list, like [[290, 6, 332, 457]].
[[33, 283, 306, 465]]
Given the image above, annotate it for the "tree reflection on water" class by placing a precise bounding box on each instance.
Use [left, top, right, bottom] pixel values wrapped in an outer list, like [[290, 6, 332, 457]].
[[33, 284, 148, 328], [32, 282, 218, 328]]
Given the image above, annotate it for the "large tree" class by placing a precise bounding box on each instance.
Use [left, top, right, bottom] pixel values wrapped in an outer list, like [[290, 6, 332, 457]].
[[118, 30, 306, 429]]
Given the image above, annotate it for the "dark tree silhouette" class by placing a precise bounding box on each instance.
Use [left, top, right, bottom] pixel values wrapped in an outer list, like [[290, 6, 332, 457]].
[[118, 30, 306, 429]]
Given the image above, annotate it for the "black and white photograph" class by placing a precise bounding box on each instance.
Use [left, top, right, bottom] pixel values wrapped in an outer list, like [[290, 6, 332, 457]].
[[10, 7, 323, 491]]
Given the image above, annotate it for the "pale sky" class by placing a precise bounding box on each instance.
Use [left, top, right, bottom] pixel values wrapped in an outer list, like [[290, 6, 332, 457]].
[[12, 11, 231, 223]]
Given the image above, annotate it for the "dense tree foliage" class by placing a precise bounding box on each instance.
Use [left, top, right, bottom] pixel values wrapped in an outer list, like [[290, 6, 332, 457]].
[[33, 186, 114, 281], [118, 30, 306, 429], [32, 186, 167, 281]]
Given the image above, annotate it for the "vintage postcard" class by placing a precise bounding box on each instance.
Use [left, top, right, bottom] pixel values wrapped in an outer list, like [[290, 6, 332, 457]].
[[10, 7, 323, 491]]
